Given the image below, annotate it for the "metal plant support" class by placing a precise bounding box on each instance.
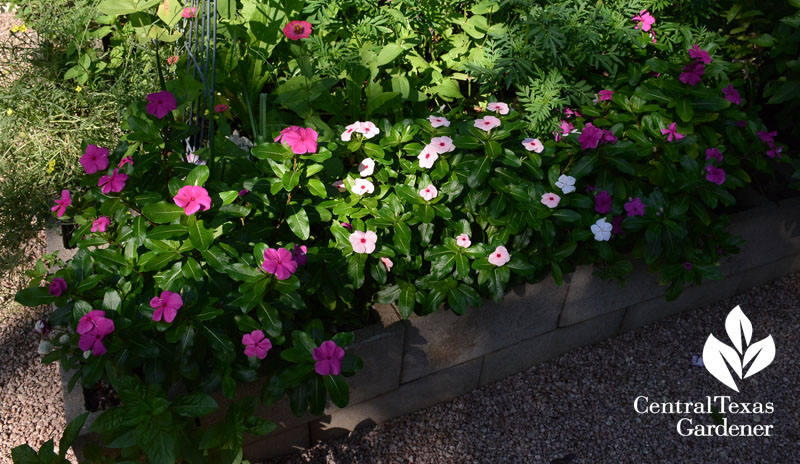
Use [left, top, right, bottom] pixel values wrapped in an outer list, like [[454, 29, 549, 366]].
[[182, 0, 218, 156]]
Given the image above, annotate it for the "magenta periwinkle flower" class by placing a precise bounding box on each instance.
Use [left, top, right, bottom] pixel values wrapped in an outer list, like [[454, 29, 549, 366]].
[[624, 198, 645, 217], [660, 123, 685, 142], [683, 262, 693, 271], [767, 146, 783, 159], [173, 185, 212, 215], [98, 169, 128, 194], [594, 190, 612, 214], [238, 189, 249, 196], [705, 165, 726, 185], [723, 84, 741, 105], [679, 62, 704, 86], [91, 216, 111, 233], [757, 130, 777, 145], [49, 278, 67, 297], [150, 290, 183, 323], [262, 248, 298, 280], [77, 310, 114, 356], [611, 215, 624, 235], [292, 244, 308, 266], [578, 123, 604, 150], [705, 148, 723, 163], [601, 129, 617, 144], [51, 189, 71, 218], [313, 340, 345, 375], [146, 91, 177, 119], [118, 156, 134, 168], [79, 145, 109, 174], [597, 90, 614, 101], [242, 330, 272, 359], [633, 9, 655, 32], [214, 104, 228, 113], [688, 45, 711, 64]]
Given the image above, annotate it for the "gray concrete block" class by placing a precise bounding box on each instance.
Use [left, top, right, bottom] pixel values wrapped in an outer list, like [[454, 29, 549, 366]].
[[401, 276, 567, 383], [726, 198, 800, 271], [45, 224, 78, 262], [347, 318, 405, 405], [559, 261, 661, 327], [620, 271, 745, 333], [310, 358, 482, 441], [243, 424, 309, 461], [736, 253, 800, 294], [479, 309, 625, 386]]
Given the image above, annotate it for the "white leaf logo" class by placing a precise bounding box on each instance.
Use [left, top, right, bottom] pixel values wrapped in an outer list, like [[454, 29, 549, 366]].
[[702, 306, 775, 392]]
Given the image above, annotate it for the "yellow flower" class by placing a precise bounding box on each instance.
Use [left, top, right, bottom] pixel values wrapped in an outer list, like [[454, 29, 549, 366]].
[[5, 109, 12, 116], [19, 25, 27, 32], [47, 160, 56, 173], [75, 85, 82, 92]]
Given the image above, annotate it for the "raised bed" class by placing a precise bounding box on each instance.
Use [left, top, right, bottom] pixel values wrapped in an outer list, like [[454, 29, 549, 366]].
[[56, 196, 800, 461]]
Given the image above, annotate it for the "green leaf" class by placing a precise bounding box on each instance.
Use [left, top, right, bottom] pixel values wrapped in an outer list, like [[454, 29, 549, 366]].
[[188, 219, 214, 251], [467, 157, 491, 188], [59, 412, 89, 458], [186, 165, 209, 186], [282, 170, 301, 191], [676, 97, 694, 122], [14, 287, 54, 307], [397, 281, 416, 318], [551, 209, 581, 223], [393, 222, 411, 254], [200, 326, 235, 363], [172, 394, 218, 417], [376, 43, 403, 66], [10, 445, 38, 464], [307, 179, 327, 198], [286, 205, 310, 240], [142, 201, 185, 224], [485, 141, 502, 158], [435, 78, 463, 99], [74, 274, 104, 293], [102, 289, 121, 311], [252, 143, 293, 161], [94, 249, 128, 268], [324, 375, 350, 408]]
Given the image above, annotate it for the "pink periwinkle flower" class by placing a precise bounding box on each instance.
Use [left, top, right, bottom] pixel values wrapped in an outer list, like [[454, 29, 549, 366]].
[[660, 122, 685, 142], [679, 62, 704, 86], [173, 185, 212, 215], [456, 234, 471, 248], [541, 193, 561, 209], [352, 178, 375, 195], [633, 9, 655, 32], [723, 84, 741, 105], [313, 340, 345, 376], [578, 123, 604, 150], [341, 222, 353, 231], [242, 330, 272, 359], [51, 189, 71, 218], [358, 158, 375, 177], [522, 138, 544, 153], [49, 278, 67, 297], [418, 144, 439, 169], [380, 257, 393, 272], [98, 168, 128, 194], [262, 248, 298, 281], [292, 244, 308, 266], [689, 45, 711, 64], [564, 107, 582, 118], [77, 310, 114, 356], [349, 230, 377, 254], [430, 136, 455, 153], [181, 6, 197, 19], [80, 145, 109, 174], [705, 148, 723, 163], [149, 290, 183, 323], [429, 115, 450, 128], [419, 184, 438, 201], [594, 190, 613, 214], [554, 120, 574, 142], [488, 246, 510, 266], [275, 126, 318, 155], [118, 156, 133, 168], [214, 104, 228, 113], [705, 165, 726, 186], [597, 90, 614, 101], [474, 116, 501, 132], [487, 101, 509, 115], [624, 198, 645, 217], [91, 216, 111, 233], [167, 55, 179, 66], [146, 91, 177, 119], [283, 20, 312, 40]]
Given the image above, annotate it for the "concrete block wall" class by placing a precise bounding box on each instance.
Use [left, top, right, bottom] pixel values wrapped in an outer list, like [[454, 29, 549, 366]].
[[58, 197, 800, 461]]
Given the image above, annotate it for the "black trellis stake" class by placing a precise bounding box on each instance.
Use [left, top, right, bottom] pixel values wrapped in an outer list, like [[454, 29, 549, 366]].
[[182, 0, 218, 161]]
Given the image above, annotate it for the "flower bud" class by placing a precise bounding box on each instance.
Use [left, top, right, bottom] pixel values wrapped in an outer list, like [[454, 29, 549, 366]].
[[37, 340, 53, 355]]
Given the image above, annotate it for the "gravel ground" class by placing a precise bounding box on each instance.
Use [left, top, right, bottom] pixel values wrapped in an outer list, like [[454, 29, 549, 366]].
[[268, 272, 800, 464]]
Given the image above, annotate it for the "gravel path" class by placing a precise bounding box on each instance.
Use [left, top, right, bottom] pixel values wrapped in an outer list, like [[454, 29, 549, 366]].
[[268, 272, 800, 464]]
